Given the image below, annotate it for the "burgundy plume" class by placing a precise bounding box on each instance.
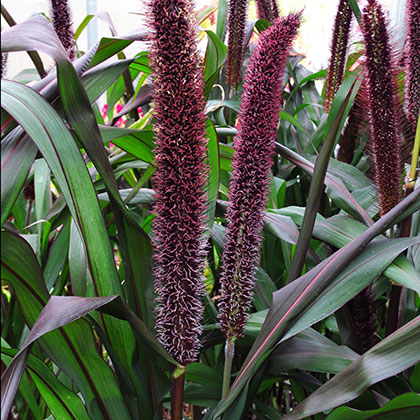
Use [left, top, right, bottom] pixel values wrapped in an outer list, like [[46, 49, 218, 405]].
[[226, 0, 248, 86], [148, 0, 209, 365], [218, 13, 301, 341], [50, 0, 76, 60], [324, 0, 353, 113], [404, 0, 420, 127], [361, 0, 401, 216], [255, 0, 280, 21]]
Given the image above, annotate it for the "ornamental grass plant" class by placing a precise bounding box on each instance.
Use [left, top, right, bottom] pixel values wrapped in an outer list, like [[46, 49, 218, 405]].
[[1, 1, 420, 419]]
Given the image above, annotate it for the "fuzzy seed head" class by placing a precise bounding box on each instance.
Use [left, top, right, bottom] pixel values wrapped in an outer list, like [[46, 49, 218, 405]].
[[362, 0, 401, 216], [226, 0, 248, 86], [1, 52, 5, 79], [255, 0, 280, 21], [50, 0, 76, 60], [1, 28, 5, 79], [325, 0, 353, 113], [218, 13, 301, 341], [404, 0, 420, 127], [148, 0, 208, 365]]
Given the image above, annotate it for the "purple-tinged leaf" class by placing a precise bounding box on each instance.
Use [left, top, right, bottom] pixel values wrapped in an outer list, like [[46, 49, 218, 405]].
[[1, 292, 180, 420], [1, 129, 37, 227], [1, 231, 131, 420], [326, 393, 420, 420], [276, 142, 373, 225], [110, 84, 153, 122], [284, 317, 420, 419], [268, 327, 358, 374], [213, 187, 420, 416], [2, 348, 91, 420]]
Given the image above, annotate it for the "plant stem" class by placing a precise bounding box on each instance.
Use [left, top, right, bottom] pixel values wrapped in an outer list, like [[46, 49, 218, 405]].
[[1, 4, 46, 78], [347, 0, 362, 26], [222, 339, 235, 397], [171, 371, 185, 420], [192, 405, 202, 420], [385, 285, 403, 336], [409, 111, 420, 185]]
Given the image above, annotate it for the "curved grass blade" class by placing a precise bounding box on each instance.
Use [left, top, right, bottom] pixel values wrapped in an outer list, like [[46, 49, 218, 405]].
[[212, 187, 420, 417], [276, 143, 374, 224], [286, 73, 361, 283], [2, 291, 180, 419], [81, 58, 135, 103], [205, 119, 220, 227], [0, 13, 68, 62], [1, 231, 131, 420], [267, 327, 358, 374], [1, 79, 121, 296], [313, 215, 420, 294], [1, 129, 37, 227], [203, 30, 227, 98], [220, 130, 373, 225], [100, 126, 155, 163], [55, 50, 155, 330], [1, 15, 146, 135], [110, 83, 153, 121], [325, 393, 420, 420], [54, 38, 161, 415], [2, 349, 91, 420], [283, 317, 420, 419]]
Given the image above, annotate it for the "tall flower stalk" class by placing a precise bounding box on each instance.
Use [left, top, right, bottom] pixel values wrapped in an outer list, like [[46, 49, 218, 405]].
[[404, 0, 420, 128], [361, 0, 401, 216], [324, 0, 353, 113], [226, 0, 248, 86], [148, 0, 208, 416], [50, 0, 76, 60], [255, 0, 280, 22], [218, 13, 301, 394]]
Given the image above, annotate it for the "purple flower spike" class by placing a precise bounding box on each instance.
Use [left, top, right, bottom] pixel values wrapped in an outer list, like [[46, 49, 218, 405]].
[[148, 0, 208, 365], [50, 0, 76, 60], [218, 13, 301, 341], [324, 0, 352, 113], [362, 0, 401, 216], [226, 0, 248, 86], [255, 0, 280, 22], [404, 0, 420, 127]]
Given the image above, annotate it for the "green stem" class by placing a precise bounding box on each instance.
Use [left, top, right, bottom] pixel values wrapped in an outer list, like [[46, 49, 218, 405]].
[[171, 370, 185, 420], [409, 111, 420, 185], [348, 0, 362, 26], [222, 339, 235, 398], [1, 5, 46, 78]]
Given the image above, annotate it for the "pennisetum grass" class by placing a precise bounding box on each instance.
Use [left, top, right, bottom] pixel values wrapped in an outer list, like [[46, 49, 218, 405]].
[[324, 0, 353, 113], [226, 0, 248, 87], [404, 0, 420, 128], [50, 0, 76, 60], [255, 0, 280, 22], [218, 13, 301, 396], [361, 0, 402, 216], [148, 0, 209, 417]]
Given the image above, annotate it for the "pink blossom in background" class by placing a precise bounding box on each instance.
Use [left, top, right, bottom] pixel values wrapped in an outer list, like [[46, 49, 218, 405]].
[[100, 103, 127, 128], [101, 104, 108, 120]]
